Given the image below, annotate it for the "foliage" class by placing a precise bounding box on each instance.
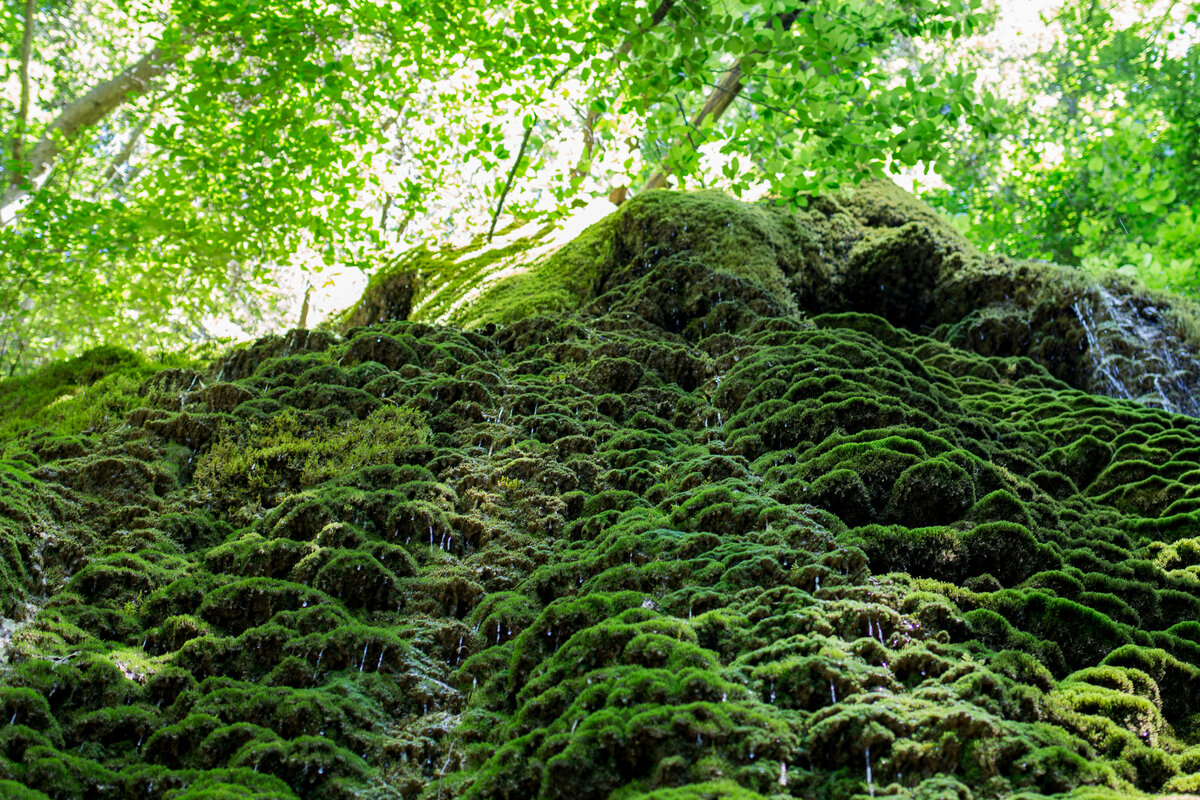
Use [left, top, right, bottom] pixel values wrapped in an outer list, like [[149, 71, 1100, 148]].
[[0, 0, 997, 372], [925, 0, 1200, 294]]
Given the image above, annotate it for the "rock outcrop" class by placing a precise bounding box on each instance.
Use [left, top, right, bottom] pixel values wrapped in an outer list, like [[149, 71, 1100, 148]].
[[3, 183, 1200, 799]]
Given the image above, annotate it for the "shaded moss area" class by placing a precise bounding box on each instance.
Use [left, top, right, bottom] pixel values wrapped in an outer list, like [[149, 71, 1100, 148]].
[[5, 185, 1200, 799]]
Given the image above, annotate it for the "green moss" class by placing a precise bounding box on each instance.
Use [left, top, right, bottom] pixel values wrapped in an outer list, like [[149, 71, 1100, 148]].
[[0, 346, 209, 441], [164, 769, 299, 799], [192, 403, 427, 505], [8, 184, 1200, 800]]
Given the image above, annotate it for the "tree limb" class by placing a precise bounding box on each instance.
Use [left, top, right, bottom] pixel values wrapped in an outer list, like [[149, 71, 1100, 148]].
[[570, 0, 676, 179], [1, 40, 183, 225], [93, 100, 159, 199], [11, 0, 35, 181], [641, 9, 802, 193], [379, 192, 394, 229]]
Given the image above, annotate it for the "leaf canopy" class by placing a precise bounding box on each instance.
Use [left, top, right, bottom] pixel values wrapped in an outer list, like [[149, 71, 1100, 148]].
[[2, 0, 998, 371]]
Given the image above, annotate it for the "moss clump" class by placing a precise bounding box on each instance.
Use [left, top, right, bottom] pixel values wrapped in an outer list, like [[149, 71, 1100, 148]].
[[7, 183, 1200, 799], [193, 404, 427, 506]]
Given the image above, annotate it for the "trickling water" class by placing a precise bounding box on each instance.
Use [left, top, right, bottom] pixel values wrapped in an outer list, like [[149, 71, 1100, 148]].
[[865, 744, 875, 797], [1074, 287, 1200, 416]]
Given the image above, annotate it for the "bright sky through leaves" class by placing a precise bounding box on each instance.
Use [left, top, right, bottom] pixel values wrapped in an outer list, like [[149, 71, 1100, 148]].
[[2, 0, 1196, 372]]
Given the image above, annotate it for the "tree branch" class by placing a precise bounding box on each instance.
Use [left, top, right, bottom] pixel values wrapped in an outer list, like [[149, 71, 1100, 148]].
[[11, 0, 35, 181], [487, 120, 536, 243], [93, 100, 158, 199], [642, 64, 744, 191], [640, 9, 802, 193], [570, 0, 676, 179], [2, 39, 184, 225]]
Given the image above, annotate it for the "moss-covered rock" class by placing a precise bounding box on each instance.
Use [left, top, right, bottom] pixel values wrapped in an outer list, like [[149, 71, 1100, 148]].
[[5, 181, 1200, 799]]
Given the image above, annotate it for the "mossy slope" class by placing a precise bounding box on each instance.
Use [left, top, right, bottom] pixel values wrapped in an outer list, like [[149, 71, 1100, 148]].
[[4, 185, 1200, 799]]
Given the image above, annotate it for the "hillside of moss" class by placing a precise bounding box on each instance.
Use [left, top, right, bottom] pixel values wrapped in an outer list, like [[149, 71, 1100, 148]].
[[4, 183, 1200, 799]]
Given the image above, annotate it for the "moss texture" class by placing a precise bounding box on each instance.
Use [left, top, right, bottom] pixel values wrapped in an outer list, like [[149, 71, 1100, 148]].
[[5, 183, 1200, 798]]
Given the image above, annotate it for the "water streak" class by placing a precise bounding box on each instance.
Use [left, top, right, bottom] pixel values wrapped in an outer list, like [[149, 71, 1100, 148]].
[[1074, 287, 1200, 416]]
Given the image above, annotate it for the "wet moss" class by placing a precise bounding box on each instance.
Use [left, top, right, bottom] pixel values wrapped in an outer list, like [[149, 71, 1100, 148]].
[[8, 184, 1200, 799]]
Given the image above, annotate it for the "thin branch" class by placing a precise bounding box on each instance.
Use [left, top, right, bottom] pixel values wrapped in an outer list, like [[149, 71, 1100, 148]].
[[93, 100, 159, 199], [673, 93, 701, 149], [298, 283, 313, 329], [486, 120, 536, 243], [643, 64, 745, 191], [640, 9, 803, 192], [570, 0, 677, 179], [11, 0, 35, 180], [396, 206, 415, 238], [59, 132, 90, 197], [379, 192, 394, 229]]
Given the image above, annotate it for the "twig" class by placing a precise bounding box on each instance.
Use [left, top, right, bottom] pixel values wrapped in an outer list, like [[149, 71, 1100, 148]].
[[379, 192, 393, 229], [93, 99, 159, 198], [570, 0, 677, 179], [486, 120, 535, 243]]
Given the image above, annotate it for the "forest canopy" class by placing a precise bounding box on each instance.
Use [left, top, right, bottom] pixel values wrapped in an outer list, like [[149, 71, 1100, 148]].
[[0, 0, 1196, 373]]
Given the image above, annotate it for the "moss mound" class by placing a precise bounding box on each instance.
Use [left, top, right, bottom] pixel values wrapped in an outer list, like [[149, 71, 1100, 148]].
[[4, 184, 1200, 798]]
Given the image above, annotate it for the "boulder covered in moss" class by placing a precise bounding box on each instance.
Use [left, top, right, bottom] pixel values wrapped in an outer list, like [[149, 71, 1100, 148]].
[[3, 182, 1200, 799]]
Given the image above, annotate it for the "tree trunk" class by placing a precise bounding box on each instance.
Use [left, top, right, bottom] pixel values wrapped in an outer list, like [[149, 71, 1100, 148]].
[[11, 0, 35, 180]]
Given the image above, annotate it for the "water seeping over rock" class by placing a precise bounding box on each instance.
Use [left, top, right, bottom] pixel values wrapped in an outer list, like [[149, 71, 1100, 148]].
[[1073, 285, 1200, 416], [5, 182, 1200, 799]]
